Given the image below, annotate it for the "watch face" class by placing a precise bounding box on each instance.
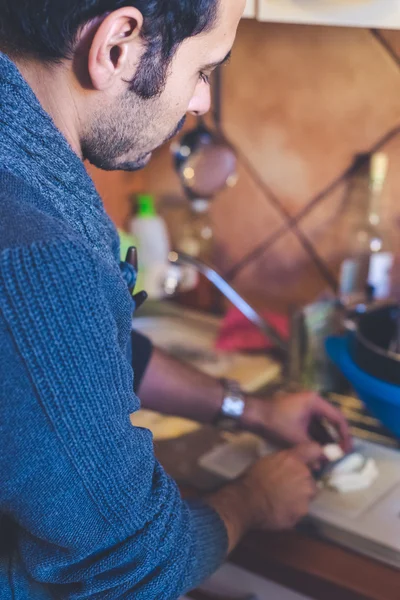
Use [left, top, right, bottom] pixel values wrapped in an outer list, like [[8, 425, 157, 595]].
[[222, 396, 245, 418]]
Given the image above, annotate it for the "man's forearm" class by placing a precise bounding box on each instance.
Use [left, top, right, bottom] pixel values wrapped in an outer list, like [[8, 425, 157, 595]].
[[138, 347, 224, 423]]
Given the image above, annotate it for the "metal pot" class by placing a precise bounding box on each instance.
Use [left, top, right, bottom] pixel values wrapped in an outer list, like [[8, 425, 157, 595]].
[[349, 303, 400, 386]]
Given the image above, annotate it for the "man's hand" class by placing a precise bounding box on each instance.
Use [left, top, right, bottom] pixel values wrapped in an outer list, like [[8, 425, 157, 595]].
[[241, 392, 352, 452], [242, 443, 321, 531], [207, 442, 322, 553]]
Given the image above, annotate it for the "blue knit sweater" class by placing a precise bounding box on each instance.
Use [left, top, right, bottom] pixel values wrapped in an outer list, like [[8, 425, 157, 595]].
[[0, 52, 227, 599]]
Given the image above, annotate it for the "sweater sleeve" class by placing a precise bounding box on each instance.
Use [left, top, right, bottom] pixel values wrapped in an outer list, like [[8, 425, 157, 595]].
[[0, 238, 227, 599]]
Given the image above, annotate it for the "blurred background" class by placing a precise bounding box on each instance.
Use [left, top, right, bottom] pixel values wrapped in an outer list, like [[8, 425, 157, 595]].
[[88, 19, 400, 313]]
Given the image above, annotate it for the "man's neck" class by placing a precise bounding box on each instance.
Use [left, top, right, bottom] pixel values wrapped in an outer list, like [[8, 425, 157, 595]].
[[14, 57, 83, 159]]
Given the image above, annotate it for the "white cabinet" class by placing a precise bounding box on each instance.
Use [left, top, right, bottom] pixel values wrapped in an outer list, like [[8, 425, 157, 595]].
[[243, 0, 256, 19], [257, 0, 400, 30]]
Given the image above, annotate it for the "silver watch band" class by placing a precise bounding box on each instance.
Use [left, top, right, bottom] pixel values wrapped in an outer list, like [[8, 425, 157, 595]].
[[216, 378, 246, 430]]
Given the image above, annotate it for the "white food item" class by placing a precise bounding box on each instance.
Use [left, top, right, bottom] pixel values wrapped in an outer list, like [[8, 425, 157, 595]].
[[323, 444, 345, 463], [327, 455, 379, 494], [330, 452, 365, 476]]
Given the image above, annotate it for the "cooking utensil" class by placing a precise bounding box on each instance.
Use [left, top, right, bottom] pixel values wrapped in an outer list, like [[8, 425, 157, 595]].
[[349, 303, 400, 386], [389, 308, 400, 354], [309, 416, 341, 446], [172, 68, 237, 200], [168, 251, 288, 353], [173, 119, 237, 199]]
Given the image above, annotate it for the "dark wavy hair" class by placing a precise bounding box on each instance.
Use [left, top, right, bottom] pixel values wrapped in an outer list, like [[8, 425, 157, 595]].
[[0, 0, 218, 98]]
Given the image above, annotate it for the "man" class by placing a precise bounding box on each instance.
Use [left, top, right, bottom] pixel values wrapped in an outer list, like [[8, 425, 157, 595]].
[[0, 1, 349, 598]]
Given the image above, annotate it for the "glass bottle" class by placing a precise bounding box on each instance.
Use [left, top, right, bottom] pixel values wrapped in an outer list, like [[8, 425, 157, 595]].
[[339, 152, 394, 307], [177, 199, 214, 260], [174, 198, 223, 312]]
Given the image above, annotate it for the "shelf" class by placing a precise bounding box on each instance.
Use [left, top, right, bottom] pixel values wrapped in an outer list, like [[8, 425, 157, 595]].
[[257, 0, 400, 30]]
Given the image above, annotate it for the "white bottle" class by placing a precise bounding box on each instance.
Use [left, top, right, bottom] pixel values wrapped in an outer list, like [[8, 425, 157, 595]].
[[129, 194, 171, 300]]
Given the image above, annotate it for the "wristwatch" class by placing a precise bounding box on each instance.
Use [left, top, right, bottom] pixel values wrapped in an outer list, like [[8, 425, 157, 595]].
[[215, 378, 246, 431]]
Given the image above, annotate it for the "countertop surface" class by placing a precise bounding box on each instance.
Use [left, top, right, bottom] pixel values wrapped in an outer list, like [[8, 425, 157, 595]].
[[162, 430, 400, 600], [139, 303, 400, 598], [230, 529, 399, 600]]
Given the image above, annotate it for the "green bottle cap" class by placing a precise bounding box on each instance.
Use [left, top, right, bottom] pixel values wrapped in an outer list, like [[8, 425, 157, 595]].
[[137, 194, 156, 218]]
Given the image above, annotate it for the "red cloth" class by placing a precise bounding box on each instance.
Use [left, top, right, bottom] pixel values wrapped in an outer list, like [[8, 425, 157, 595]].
[[215, 306, 289, 352]]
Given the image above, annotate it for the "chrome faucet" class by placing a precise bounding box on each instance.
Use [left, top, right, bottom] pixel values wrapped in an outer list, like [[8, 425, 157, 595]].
[[166, 251, 288, 354]]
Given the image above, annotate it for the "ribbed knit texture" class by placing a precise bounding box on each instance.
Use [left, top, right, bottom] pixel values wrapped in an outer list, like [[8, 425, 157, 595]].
[[0, 52, 227, 599], [0, 53, 120, 267]]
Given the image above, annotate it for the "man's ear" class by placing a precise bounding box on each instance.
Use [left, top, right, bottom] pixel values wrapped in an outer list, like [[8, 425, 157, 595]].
[[88, 7, 144, 91]]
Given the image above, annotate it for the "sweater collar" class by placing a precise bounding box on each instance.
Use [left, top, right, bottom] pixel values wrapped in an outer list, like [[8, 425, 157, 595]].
[[0, 52, 120, 265]]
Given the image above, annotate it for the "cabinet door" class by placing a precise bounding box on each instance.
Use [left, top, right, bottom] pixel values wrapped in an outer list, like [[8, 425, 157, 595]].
[[257, 0, 400, 29], [243, 0, 256, 19]]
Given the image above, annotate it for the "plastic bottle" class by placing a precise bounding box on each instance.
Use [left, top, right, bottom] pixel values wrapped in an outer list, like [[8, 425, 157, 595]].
[[129, 194, 171, 299]]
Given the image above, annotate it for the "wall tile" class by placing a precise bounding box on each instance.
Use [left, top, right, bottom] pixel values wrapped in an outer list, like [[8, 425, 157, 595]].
[[229, 128, 400, 308], [140, 130, 288, 275], [379, 29, 400, 63], [133, 20, 400, 307], [231, 231, 328, 311], [155, 159, 287, 275], [299, 133, 400, 278], [210, 161, 286, 273], [223, 21, 400, 217], [292, 182, 350, 279]]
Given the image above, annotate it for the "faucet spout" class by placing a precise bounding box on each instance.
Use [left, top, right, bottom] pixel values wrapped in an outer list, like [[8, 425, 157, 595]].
[[167, 251, 288, 354]]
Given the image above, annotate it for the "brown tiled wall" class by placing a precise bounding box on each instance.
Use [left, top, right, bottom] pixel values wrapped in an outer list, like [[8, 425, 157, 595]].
[[94, 20, 400, 310]]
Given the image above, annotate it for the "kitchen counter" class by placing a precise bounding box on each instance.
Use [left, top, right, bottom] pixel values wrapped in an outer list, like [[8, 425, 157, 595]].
[[153, 396, 400, 600], [136, 303, 400, 598], [180, 476, 399, 599], [230, 529, 399, 600], [167, 439, 400, 600]]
